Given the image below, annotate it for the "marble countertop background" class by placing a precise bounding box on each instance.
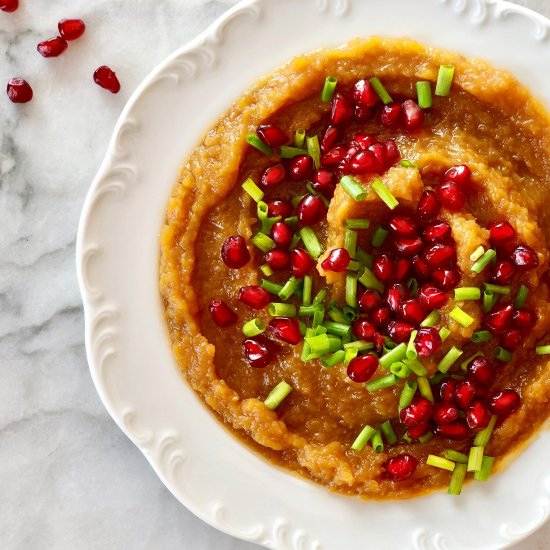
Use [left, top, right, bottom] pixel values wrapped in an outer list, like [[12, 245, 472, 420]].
[[0, 0, 548, 548]]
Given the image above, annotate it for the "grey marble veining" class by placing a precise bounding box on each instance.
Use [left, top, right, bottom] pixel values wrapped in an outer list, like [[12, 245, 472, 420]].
[[0, 1, 548, 549]]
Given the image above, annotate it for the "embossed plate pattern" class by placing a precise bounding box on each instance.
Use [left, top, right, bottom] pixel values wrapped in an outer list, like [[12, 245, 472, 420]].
[[77, 0, 550, 548]]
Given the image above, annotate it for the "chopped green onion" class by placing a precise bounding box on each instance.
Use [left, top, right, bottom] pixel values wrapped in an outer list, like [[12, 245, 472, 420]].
[[467, 446, 484, 472], [312, 304, 325, 329], [493, 346, 512, 362], [299, 321, 307, 336], [474, 456, 495, 481], [435, 65, 455, 97], [515, 284, 529, 308], [406, 330, 418, 360], [380, 420, 398, 445], [371, 226, 389, 247], [246, 132, 273, 155], [242, 318, 266, 337], [379, 343, 407, 369], [343, 340, 374, 351], [454, 287, 481, 301], [313, 288, 327, 306], [289, 233, 301, 249], [321, 76, 337, 102], [474, 415, 497, 447], [264, 380, 292, 410], [342, 306, 358, 322], [429, 372, 447, 385], [472, 330, 492, 343], [298, 305, 315, 317], [321, 349, 345, 368], [444, 450, 468, 464], [399, 379, 418, 410], [345, 274, 357, 308], [365, 374, 397, 392], [402, 433, 413, 444], [345, 218, 370, 229], [483, 289, 497, 313], [261, 215, 281, 235], [536, 344, 550, 355], [294, 128, 306, 148], [268, 302, 297, 317], [324, 321, 351, 337], [416, 81, 432, 109], [356, 247, 373, 268], [400, 159, 419, 169], [448, 463, 467, 495], [300, 227, 323, 259], [470, 246, 485, 262], [358, 267, 384, 293], [449, 306, 474, 328], [278, 276, 300, 301], [327, 305, 348, 324], [437, 346, 463, 373], [302, 275, 313, 306], [251, 232, 276, 253], [390, 361, 412, 379], [241, 178, 264, 202], [261, 279, 284, 295], [306, 135, 321, 169], [257, 200, 269, 221], [340, 175, 367, 201], [403, 357, 427, 376], [439, 327, 451, 341], [260, 263, 274, 277], [280, 145, 308, 158], [418, 376, 434, 403], [427, 455, 456, 472], [371, 429, 384, 453], [351, 424, 376, 451], [285, 215, 298, 227], [460, 351, 484, 372], [484, 283, 510, 295], [420, 310, 441, 327], [348, 260, 361, 271], [371, 179, 399, 210], [304, 334, 332, 357], [344, 347, 358, 365], [471, 248, 497, 273], [344, 228, 358, 258], [369, 77, 393, 104], [419, 431, 434, 444]]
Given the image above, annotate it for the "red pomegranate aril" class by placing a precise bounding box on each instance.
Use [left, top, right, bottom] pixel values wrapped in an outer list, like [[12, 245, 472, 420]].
[[444, 165, 472, 187], [347, 354, 379, 383], [440, 379, 457, 403], [510, 244, 539, 270], [372, 307, 391, 329], [484, 303, 515, 335], [354, 104, 372, 121], [417, 189, 441, 223], [373, 331, 385, 352], [261, 163, 286, 189], [423, 221, 451, 243], [512, 308, 536, 331], [436, 181, 465, 211], [296, 194, 325, 226], [93, 66, 121, 93], [399, 299, 426, 325], [6, 78, 33, 103], [352, 133, 377, 150], [351, 319, 376, 341], [489, 389, 520, 416], [311, 169, 337, 199], [291, 248, 315, 278], [414, 327, 442, 357], [0, 0, 18, 12], [466, 401, 491, 430], [435, 420, 470, 440], [380, 102, 402, 128], [221, 235, 250, 269], [37, 36, 68, 58], [467, 357, 494, 387], [407, 423, 430, 439], [500, 328, 522, 351], [423, 243, 457, 269], [266, 199, 293, 219], [454, 380, 477, 409], [270, 222, 293, 249], [412, 256, 431, 280], [269, 317, 301, 345], [385, 454, 418, 482], [367, 142, 387, 172], [418, 284, 447, 310], [373, 254, 396, 283], [395, 258, 411, 281], [288, 154, 314, 182], [385, 139, 400, 165], [257, 123, 288, 147], [265, 249, 290, 270], [58, 19, 86, 41], [349, 150, 378, 174], [432, 401, 459, 425], [386, 283, 407, 314], [330, 92, 354, 126], [320, 125, 342, 152], [321, 145, 347, 167], [358, 289, 382, 313], [322, 248, 351, 272], [491, 259, 516, 285], [242, 335, 275, 368], [401, 99, 424, 130], [239, 286, 271, 310], [387, 320, 415, 343], [353, 79, 380, 108], [209, 300, 238, 327], [400, 397, 433, 427], [394, 237, 424, 258], [432, 267, 461, 290], [489, 221, 516, 245], [388, 215, 417, 238]]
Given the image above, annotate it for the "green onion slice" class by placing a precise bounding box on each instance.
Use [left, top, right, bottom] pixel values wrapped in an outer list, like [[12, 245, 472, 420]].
[[417, 376, 435, 403], [435, 65, 455, 97], [444, 450, 468, 464], [321, 349, 345, 368], [536, 344, 550, 355], [398, 379, 418, 410], [345, 218, 370, 229], [300, 227, 323, 259], [344, 228, 358, 258], [493, 346, 512, 362], [380, 420, 398, 445], [420, 310, 441, 327], [242, 318, 266, 337], [454, 287, 481, 301], [474, 456, 495, 481], [294, 128, 306, 148], [437, 346, 463, 373], [264, 380, 292, 410], [379, 343, 407, 369], [280, 145, 308, 158], [345, 274, 358, 308], [246, 131, 273, 155], [365, 374, 397, 392], [371, 226, 389, 247], [242, 178, 264, 202], [340, 175, 367, 201], [472, 330, 492, 343], [474, 415, 497, 447], [416, 81, 432, 109], [448, 463, 467, 495], [427, 455, 456, 471], [472, 248, 497, 273], [251, 232, 276, 253], [321, 76, 337, 102], [515, 284, 529, 308], [449, 306, 474, 328], [306, 135, 321, 169], [369, 77, 393, 104], [467, 446, 484, 472], [351, 424, 376, 451], [268, 302, 297, 317], [371, 179, 399, 210]]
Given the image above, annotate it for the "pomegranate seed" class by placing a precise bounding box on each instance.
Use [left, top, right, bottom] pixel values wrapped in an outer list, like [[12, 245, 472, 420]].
[[436, 181, 465, 211], [432, 401, 459, 425], [386, 283, 407, 314], [393, 237, 424, 258], [417, 284, 447, 310], [270, 222, 293, 249], [296, 194, 325, 226], [414, 327, 442, 357], [385, 139, 400, 165], [372, 307, 391, 329], [345, 144, 360, 162], [330, 92, 353, 125], [373, 254, 396, 284], [58, 19, 86, 41], [484, 303, 515, 335], [354, 104, 372, 121], [265, 249, 290, 270], [454, 380, 477, 409], [373, 332, 385, 352], [395, 258, 411, 281], [435, 420, 470, 440], [257, 123, 288, 147], [440, 379, 457, 402], [423, 221, 451, 243], [321, 248, 351, 272], [400, 397, 433, 427], [408, 423, 431, 439], [367, 143, 387, 172], [209, 300, 238, 327], [269, 317, 301, 345], [380, 103, 402, 128], [93, 66, 121, 93], [37, 36, 68, 58], [466, 401, 491, 430], [347, 354, 379, 382], [467, 357, 494, 386], [489, 389, 520, 417], [412, 256, 431, 280], [321, 145, 347, 167], [385, 454, 418, 482], [489, 221, 516, 245], [500, 328, 522, 351], [349, 151, 378, 174], [261, 163, 286, 188], [423, 243, 456, 268], [238, 286, 270, 310], [432, 267, 461, 290], [320, 125, 342, 152], [352, 133, 377, 150], [511, 244, 539, 270], [512, 308, 536, 331], [311, 169, 337, 198], [401, 99, 424, 130], [6, 78, 33, 103], [351, 319, 376, 341], [388, 215, 417, 238], [288, 154, 314, 182], [417, 190, 441, 223], [491, 259, 516, 285], [387, 320, 415, 343], [0, 0, 18, 12], [266, 199, 293, 219], [358, 289, 382, 313], [291, 248, 315, 278], [221, 235, 250, 269], [352, 79, 380, 108], [242, 335, 275, 368], [444, 165, 471, 187], [399, 299, 426, 324]]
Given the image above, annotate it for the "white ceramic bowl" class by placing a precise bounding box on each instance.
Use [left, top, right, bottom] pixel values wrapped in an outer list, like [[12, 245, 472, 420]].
[[76, 1, 550, 548]]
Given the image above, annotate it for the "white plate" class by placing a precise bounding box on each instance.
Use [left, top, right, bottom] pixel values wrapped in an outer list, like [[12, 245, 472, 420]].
[[76, 0, 550, 548]]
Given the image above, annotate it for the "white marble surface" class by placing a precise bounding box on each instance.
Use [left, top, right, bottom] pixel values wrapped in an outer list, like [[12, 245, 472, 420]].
[[0, 0, 548, 548]]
